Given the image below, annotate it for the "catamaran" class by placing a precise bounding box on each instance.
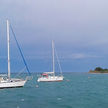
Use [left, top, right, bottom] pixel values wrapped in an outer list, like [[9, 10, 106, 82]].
[[0, 20, 31, 89], [37, 40, 64, 82]]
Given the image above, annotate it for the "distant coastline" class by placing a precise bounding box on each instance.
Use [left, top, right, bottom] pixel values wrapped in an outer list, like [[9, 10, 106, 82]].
[[89, 67, 108, 73]]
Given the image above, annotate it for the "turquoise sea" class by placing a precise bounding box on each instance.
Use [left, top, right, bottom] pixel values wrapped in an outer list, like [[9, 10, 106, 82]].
[[0, 72, 108, 108]]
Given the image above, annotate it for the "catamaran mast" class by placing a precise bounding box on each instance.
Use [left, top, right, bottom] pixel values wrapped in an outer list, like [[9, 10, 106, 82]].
[[7, 20, 11, 79], [52, 40, 55, 76]]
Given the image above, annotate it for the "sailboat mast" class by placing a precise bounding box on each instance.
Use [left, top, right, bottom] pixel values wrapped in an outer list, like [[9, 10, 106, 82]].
[[7, 20, 11, 79], [52, 40, 55, 75]]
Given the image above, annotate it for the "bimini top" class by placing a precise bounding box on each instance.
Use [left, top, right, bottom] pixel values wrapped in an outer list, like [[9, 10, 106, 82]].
[[42, 73, 48, 76], [0, 74, 7, 77], [43, 72, 54, 74]]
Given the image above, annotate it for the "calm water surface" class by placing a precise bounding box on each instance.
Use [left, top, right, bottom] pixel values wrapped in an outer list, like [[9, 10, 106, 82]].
[[0, 72, 108, 108]]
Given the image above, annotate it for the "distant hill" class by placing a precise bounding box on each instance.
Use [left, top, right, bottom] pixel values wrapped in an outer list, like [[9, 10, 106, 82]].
[[89, 67, 108, 73]]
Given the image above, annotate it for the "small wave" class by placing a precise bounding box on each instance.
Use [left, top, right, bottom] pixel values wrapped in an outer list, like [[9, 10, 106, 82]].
[[57, 97, 62, 100], [21, 99, 24, 101], [17, 106, 20, 108], [36, 85, 39, 88]]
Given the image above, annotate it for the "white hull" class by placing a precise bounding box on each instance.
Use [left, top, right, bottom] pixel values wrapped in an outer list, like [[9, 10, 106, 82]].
[[37, 76, 63, 82], [0, 78, 26, 89], [0, 20, 29, 89], [37, 41, 64, 83]]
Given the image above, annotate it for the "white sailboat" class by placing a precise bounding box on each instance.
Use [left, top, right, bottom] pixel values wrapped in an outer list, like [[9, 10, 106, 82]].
[[37, 40, 64, 82], [0, 20, 28, 88]]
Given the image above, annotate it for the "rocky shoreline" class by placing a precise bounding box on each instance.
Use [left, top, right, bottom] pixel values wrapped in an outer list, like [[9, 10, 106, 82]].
[[89, 67, 108, 73]]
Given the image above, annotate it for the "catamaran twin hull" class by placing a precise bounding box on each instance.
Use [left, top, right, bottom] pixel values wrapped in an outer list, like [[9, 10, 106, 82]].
[[37, 76, 64, 82], [0, 79, 26, 89]]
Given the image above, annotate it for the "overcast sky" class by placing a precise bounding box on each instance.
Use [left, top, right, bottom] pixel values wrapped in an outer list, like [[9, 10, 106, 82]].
[[0, 0, 108, 72]]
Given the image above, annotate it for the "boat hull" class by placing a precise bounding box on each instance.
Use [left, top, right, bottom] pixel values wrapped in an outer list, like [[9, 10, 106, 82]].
[[0, 79, 26, 89], [37, 76, 64, 82]]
